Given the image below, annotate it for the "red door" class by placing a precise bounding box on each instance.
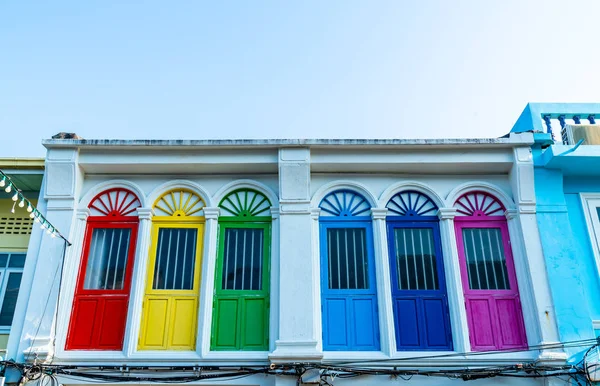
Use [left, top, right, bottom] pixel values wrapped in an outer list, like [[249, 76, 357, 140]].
[[66, 188, 140, 350]]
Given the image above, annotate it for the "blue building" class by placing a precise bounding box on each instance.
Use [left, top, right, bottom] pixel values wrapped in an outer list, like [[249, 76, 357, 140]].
[[512, 103, 600, 362]]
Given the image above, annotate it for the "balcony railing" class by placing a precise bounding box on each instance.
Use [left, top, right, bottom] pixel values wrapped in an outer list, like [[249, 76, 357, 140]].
[[541, 114, 597, 145]]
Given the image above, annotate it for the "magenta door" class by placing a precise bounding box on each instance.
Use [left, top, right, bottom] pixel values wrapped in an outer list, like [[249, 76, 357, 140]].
[[454, 192, 527, 351], [455, 221, 527, 351]]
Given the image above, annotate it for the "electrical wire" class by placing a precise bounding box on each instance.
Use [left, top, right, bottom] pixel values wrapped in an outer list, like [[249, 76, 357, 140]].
[[5, 338, 597, 384]]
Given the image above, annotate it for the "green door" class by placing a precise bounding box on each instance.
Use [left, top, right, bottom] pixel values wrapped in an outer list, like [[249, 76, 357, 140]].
[[211, 189, 271, 351]]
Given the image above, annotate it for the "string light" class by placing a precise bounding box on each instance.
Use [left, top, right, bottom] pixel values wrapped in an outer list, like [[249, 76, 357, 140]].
[[0, 169, 71, 246]]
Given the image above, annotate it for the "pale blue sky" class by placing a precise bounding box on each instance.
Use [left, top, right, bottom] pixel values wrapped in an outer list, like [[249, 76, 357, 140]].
[[2, 1, 600, 157]]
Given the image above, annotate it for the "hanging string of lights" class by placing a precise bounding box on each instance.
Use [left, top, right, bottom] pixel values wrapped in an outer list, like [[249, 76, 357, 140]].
[[0, 169, 71, 246]]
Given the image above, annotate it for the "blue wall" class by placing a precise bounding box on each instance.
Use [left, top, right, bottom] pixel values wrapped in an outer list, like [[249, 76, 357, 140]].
[[533, 165, 596, 358]]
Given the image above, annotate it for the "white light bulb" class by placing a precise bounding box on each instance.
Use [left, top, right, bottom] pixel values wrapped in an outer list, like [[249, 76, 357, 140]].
[[0, 177, 5, 188], [27, 204, 32, 213], [4, 185, 11, 193], [18, 199, 25, 208], [46, 228, 51, 235], [51, 233, 56, 238], [11, 192, 18, 201], [34, 217, 39, 223], [29, 212, 34, 219], [40, 222, 45, 229], [10, 202, 15, 214]]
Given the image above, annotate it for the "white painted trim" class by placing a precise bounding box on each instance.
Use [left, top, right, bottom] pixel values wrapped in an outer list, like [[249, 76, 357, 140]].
[[53, 215, 89, 359], [78, 179, 146, 209], [445, 181, 516, 210], [580, 193, 600, 280], [212, 179, 279, 209], [146, 180, 213, 208], [371, 215, 395, 356], [310, 180, 378, 208], [378, 181, 445, 210], [198, 211, 218, 357], [437, 212, 471, 352]]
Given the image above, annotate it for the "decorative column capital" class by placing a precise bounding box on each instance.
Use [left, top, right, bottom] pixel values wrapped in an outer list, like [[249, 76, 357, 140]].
[[310, 208, 321, 220], [437, 208, 458, 220], [203, 207, 220, 220], [270, 207, 280, 220], [504, 208, 519, 220], [75, 208, 90, 221], [371, 208, 388, 220], [136, 208, 154, 220]]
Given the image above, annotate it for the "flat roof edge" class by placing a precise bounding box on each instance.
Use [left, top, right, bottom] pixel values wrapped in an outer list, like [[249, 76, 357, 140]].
[[42, 135, 534, 149]]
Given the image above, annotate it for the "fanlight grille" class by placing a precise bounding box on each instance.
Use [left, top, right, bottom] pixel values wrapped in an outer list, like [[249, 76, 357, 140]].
[[219, 189, 271, 218], [386, 190, 438, 218], [153, 189, 205, 217], [319, 190, 371, 217], [89, 188, 141, 217], [455, 192, 505, 217]]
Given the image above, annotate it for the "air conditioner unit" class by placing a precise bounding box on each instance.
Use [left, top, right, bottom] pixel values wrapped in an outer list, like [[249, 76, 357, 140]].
[[563, 124, 600, 145]]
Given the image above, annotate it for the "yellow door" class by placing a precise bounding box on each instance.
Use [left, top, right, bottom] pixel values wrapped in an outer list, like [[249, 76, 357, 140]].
[[139, 221, 204, 350]]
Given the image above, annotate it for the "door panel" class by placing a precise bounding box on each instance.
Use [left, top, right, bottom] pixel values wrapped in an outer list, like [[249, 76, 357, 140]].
[[395, 298, 420, 348], [98, 298, 128, 348], [467, 297, 496, 349], [243, 298, 266, 347], [496, 296, 526, 347], [423, 298, 450, 347], [352, 298, 377, 347], [170, 298, 198, 348], [68, 298, 99, 348], [324, 298, 348, 347], [213, 298, 239, 348], [140, 297, 169, 348]]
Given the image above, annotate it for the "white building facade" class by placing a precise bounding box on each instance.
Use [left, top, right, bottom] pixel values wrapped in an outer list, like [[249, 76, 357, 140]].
[[7, 135, 571, 385]]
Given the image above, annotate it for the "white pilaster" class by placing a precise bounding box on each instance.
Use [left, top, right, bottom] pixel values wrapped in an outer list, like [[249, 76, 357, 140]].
[[509, 147, 565, 361], [18, 148, 81, 362], [270, 147, 322, 362], [269, 207, 281, 352], [53, 208, 90, 357], [506, 209, 565, 361], [125, 207, 154, 356], [198, 207, 220, 357], [437, 208, 470, 353], [371, 208, 395, 355]]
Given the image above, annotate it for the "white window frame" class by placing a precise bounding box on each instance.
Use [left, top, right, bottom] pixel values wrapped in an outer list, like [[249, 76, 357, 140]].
[[0, 252, 26, 333], [580, 194, 600, 277]]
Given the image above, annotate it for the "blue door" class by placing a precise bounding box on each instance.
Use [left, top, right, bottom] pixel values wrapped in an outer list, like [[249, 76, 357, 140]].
[[387, 222, 452, 350], [385, 191, 452, 351], [319, 190, 380, 351]]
